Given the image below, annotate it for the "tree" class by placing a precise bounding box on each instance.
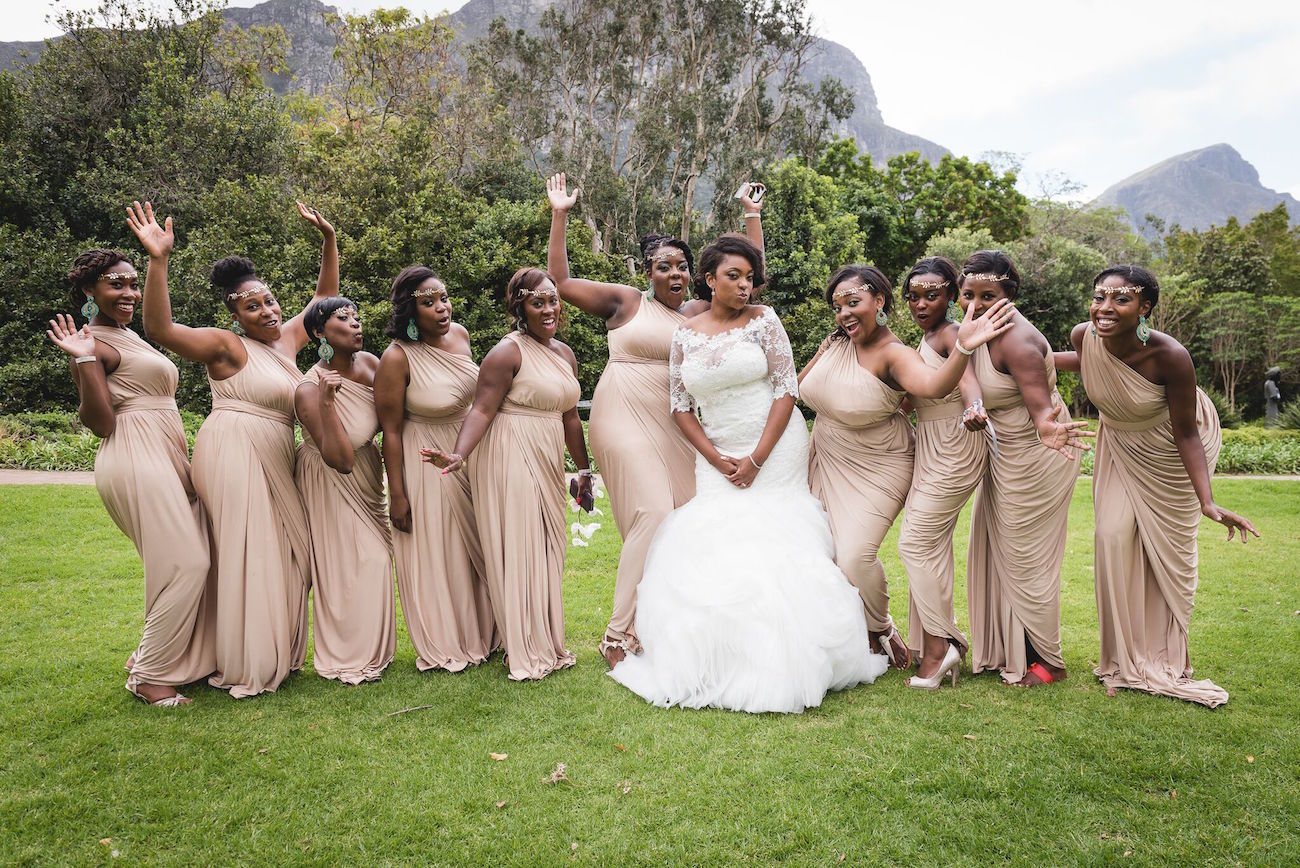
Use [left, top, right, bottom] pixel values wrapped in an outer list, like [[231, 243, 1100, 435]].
[[1201, 292, 1265, 414], [474, 0, 851, 250]]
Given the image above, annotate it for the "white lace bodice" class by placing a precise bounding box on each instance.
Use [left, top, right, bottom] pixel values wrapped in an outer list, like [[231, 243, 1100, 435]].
[[669, 308, 799, 448], [668, 307, 807, 496]]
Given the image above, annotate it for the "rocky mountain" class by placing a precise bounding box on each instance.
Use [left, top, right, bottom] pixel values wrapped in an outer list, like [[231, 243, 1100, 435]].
[[1, 0, 947, 164], [1095, 143, 1299, 235]]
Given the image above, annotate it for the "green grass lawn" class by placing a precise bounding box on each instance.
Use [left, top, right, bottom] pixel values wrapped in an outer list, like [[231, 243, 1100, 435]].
[[1, 480, 1297, 865]]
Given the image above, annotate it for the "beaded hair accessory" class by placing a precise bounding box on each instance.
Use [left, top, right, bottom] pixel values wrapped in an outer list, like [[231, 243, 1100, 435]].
[[963, 272, 1011, 283], [832, 284, 870, 299], [1093, 283, 1145, 295], [100, 272, 136, 281], [909, 279, 949, 290], [516, 285, 558, 298], [649, 247, 686, 263], [412, 284, 444, 298], [226, 286, 266, 302]]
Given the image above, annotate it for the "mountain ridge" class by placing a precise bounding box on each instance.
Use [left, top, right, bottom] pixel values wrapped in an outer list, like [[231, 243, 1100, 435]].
[[0, 0, 949, 164], [1094, 143, 1298, 234]]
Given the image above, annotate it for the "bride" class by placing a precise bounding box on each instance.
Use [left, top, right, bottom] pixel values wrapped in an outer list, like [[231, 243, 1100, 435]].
[[608, 234, 884, 713]]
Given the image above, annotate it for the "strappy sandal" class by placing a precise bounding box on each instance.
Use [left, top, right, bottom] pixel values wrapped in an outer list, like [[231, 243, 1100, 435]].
[[598, 634, 635, 668], [876, 627, 913, 670], [125, 674, 191, 707]]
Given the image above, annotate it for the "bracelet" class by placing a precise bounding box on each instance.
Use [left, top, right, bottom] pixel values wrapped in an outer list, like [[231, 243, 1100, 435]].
[[743, 213, 760, 219], [74, 356, 98, 365], [747, 454, 763, 469], [954, 338, 974, 356], [962, 399, 984, 417], [578, 468, 593, 478]]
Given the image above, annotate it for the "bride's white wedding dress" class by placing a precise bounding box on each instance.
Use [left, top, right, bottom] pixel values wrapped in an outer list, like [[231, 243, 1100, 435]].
[[608, 307, 887, 713]]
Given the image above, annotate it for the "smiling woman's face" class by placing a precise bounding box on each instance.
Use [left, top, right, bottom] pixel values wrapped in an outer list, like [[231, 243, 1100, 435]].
[[229, 280, 284, 341]]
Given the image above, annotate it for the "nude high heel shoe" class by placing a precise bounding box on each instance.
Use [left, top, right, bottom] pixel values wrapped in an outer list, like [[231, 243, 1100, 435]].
[[906, 642, 961, 691]]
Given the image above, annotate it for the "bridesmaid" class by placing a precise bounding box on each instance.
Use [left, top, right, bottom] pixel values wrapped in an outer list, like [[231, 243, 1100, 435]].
[[422, 267, 593, 681], [545, 172, 764, 666], [47, 248, 215, 706], [959, 250, 1092, 688], [134, 199, 337, 698], [798, 264, 1013, 671], [374, 266, 496, 671], [1056, 265, 1256, 707], [896, 257, 990, 689], [294, 297, 395, 684]]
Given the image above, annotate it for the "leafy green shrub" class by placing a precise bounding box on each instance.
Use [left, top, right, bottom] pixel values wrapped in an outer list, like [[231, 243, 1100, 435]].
[[0, 413, 99, 470], [1204, 388, 1242, 430], [1278, 401, 1300, 431], [1216, 428, 1300, 474], [0, 410, 207, 471]]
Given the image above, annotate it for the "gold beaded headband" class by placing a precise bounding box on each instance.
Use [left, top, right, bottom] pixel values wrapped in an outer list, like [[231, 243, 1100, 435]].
[[101, 272, 136, 281], [517, 286, 558, 298], [963, 272, 1012, 283], [226, 286, 266, 302], [909, 279, 949, 290], [832, 284, 867, 299], [1093, 283, 1145, 295], [649, 248, 687, 264], [412, 285, 444, 298]]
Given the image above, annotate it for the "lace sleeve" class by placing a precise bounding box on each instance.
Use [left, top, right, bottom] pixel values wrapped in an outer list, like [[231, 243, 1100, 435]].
[[668, 328, 694, 413], [758, 308, 799, 400]]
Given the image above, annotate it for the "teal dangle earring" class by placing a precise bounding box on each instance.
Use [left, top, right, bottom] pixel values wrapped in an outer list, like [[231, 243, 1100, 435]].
[[406, 317, 419, 341], [230, 320, 244, 336], [1136, 314, 1150, 346], [875, 308, 888, 326], [318, 336, 334, 362], [945, 300, 960, 323], [81, 294, 99, 319]]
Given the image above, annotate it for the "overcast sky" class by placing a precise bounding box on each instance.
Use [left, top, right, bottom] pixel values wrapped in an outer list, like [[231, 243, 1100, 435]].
[[9, 0, 1300, 201]]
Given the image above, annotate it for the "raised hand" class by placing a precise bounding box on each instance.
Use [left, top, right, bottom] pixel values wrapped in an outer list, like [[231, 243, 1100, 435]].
[[1203, 504, 1260, 544], [318, 369, 343, 406], [46, 313, 97, 358], [737, 182, 765, 216], [296, 201, 335, 237], [1036, 403, 1094, 459], [125, 200, 174, 259], [420, 446, 464, 474], [956, 296, 1016, 351], [547, 172, 579, 213]]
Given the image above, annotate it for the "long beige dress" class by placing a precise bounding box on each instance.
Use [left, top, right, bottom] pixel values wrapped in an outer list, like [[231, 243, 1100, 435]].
[[966, 342, 1079, 683], [900, 335, 986, 659], [1082, 328, 1227, 707], [801, 338, 915, 634], [295, 368, 395, 684], [89, 325, 216, 687], [469, 331, 581, 681], [192, 337, 312, 698], [392, 341, 496, 671], [589, 293, 696, 646]]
